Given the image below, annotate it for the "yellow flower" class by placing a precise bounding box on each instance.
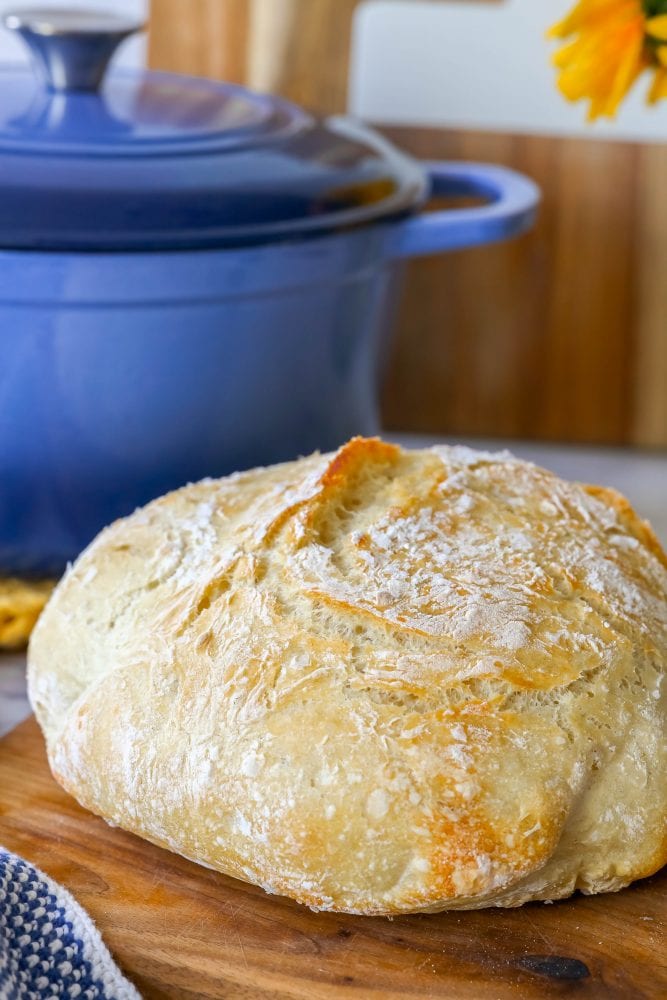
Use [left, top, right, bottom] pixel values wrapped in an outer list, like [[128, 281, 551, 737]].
[[550, 0, 667, 119]]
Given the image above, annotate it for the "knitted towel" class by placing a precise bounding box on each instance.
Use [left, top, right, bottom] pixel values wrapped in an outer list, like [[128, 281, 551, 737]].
[[0, 847, 140, 999]]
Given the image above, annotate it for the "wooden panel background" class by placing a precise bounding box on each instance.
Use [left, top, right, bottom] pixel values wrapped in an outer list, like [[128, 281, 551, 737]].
[[148, 0, 667, 448]]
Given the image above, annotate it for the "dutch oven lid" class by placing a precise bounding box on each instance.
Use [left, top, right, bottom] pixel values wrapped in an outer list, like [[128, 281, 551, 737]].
[[0, 7, 427, 251]]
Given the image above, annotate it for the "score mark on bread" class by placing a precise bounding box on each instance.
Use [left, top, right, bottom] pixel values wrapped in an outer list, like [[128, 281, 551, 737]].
[[28, 438, 667, 914]]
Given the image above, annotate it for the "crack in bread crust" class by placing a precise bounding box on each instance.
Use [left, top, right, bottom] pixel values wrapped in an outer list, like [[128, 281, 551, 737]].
[[28, 438, 667, 914]]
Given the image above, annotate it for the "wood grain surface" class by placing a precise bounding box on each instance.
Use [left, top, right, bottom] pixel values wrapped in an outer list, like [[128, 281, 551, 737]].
[[148, 0, 358, 114], [149, 0, 252, 86], [0, 718, 665, 999], [379, 126, 645, 446], [147, 0, 667, 447]]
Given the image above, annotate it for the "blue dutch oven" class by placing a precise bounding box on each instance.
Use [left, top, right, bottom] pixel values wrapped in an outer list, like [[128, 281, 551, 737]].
[[0, 8, 540, 576]]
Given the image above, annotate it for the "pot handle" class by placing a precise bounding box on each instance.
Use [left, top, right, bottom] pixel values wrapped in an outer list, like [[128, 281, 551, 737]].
[[385, 162, 540, 260]]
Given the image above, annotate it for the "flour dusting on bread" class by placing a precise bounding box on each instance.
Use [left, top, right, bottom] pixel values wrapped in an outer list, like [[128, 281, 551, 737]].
[[28, 438, 667, 914]]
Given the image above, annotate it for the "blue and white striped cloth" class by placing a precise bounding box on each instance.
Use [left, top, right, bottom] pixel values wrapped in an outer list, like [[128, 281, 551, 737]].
[[0, 847, 140, 999]]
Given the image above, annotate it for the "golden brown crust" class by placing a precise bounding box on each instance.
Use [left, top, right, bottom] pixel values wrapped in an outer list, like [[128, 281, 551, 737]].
[[28, 439, 667, 914], [584, 484, 667, 570]]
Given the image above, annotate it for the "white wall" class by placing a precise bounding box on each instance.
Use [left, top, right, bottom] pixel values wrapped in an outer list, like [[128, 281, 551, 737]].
[[350, 0, 667, 143], [0, 0, 147, 71]]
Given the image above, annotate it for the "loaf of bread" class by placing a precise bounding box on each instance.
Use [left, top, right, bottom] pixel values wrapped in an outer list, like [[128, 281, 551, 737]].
[[28, 438, 667, 914]]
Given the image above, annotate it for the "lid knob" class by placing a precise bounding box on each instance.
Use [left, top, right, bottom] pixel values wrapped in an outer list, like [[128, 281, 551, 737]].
[[3, 7, 145, 92]]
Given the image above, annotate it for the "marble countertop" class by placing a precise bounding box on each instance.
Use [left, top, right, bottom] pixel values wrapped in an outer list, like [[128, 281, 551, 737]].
[[3, 435, 667, 739]]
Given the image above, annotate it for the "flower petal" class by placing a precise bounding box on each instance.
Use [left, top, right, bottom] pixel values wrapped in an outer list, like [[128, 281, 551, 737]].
[[647, 66, 667, 103], [646, 14, 667, 41], [548, 0, 650, 119]]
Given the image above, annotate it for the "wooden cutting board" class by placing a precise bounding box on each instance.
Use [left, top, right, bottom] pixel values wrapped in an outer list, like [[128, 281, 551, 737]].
[[0, 718, 665, 999]]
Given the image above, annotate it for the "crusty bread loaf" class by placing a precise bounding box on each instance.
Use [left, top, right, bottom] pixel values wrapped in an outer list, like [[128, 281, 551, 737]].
[[28, 438, 667, 914]]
